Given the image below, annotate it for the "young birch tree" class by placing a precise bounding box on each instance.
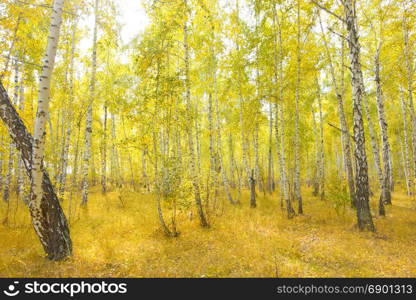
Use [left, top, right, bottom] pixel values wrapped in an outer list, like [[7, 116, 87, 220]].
[[81, 0, 99, 205]]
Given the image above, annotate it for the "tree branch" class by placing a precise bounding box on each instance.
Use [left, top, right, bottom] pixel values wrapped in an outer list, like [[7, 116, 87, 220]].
[[327, 122, 356, 142], [311, 0, 346, 24]]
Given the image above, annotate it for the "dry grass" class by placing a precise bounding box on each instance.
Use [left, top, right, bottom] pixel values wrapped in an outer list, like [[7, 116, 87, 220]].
[[0, 186, 416, 277]]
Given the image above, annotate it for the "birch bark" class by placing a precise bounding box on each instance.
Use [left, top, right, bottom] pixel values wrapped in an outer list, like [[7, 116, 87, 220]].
[[81, 0, 99, 205], [184, 0, 209, 227], [343, 0, 375, 231]]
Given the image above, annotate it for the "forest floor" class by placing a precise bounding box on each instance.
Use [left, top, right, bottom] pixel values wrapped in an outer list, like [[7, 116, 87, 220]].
[[1, 186, 416, 277]]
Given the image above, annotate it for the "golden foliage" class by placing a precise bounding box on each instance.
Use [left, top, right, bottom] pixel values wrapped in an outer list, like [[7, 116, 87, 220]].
[[1, 187, 415, 277]]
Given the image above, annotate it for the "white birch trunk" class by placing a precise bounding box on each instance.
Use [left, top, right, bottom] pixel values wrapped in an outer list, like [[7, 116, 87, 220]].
[[400, 87, 413, 195], [317, 80, 325, 200], [81, 0, 99, 205], [343, 0, 375, 231], [374, 45, 391, 208], [184, 0, 208, 227], [31, 0, 65, 215], [403, 14, 416, 179], [294, 0, 303, 214]]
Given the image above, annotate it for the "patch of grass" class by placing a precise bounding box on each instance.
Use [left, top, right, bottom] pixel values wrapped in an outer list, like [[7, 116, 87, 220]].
[[0, 187, 415, 277]]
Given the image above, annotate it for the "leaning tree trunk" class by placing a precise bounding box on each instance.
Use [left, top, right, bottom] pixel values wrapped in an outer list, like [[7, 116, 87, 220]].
[[339, 38, 357, 208], [318, 12, 356, 207], [343, 0, 375, 231], [81, 0, 99, 205], [374, 45, 391, 208], [0, 81, 72, 260], [183, 0, 209, 227]]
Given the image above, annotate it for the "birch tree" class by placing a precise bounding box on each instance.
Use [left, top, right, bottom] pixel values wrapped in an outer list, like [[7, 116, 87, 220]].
[[81, 0, 99, 205], [0, 81, 72, 260], [343, 0, 375, 231], [31, 0, 66, 229], [183, 0, 209, 227]]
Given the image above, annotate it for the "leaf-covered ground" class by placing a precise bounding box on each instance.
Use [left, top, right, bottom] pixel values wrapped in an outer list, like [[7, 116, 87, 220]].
[[1, 187, 415, 277]]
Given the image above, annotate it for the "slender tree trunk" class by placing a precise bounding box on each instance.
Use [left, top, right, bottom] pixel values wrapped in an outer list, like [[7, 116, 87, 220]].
[[153, 131, 173, 237], [268, 102, 274, 194], [207, 92, 218, 206], [400, 87, 413, 196], [81, 0, 98, 205], [235, 0, 251, 191], [273, 4, 293, 217], [317, 80, 325, 200], [253, 121, 261, 204], [374, 45, 391, 209], [71, 120, 82, 191], [110, 114, 121, 187], [101, 106, 107, 193], [249, 169, 256, 208], [16, 62, 24, 201], [403, 14, 416, 180], [3, 142, 13, 203], [59, 19, 77, 199], [142, 148, 149, 191], [279, 102, 294, 218], [294, 0, 303, 214], [228, 133, 237, 188], [272, 4, 283, 207], [254, 8, 263, 196], [195, 111, 202, 174], [363, 92, 384, 215], [343, 0, 375, 231], [4, 60, 19, 203], [239, 97, 251, 189], [312, 107, 320, 197], [121, 115, 135, 189], [183, 0, 209, 227]]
